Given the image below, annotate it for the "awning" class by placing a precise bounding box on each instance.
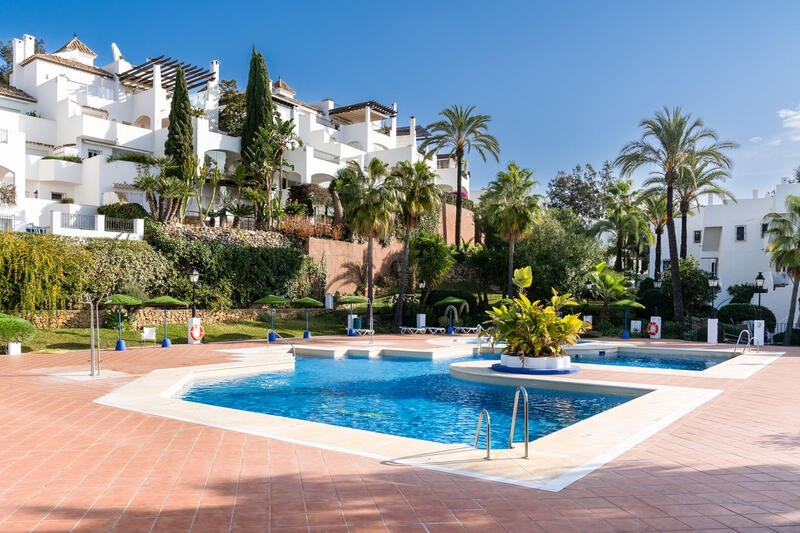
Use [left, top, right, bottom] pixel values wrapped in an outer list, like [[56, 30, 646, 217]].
[[702, 226, 722, 252]]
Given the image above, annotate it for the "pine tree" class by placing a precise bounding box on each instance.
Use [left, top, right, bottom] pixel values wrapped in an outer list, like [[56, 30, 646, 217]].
[[164, 65, 194, 177], [241, 47, 274, 165]]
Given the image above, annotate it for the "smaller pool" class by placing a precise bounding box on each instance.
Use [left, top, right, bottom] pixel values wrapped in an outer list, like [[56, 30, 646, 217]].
[[571, 351, 728, 371]]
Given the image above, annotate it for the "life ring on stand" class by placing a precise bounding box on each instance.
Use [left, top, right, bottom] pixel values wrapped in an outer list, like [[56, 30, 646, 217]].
[[646, 321, 659, 336], [190, 325, 205, 341]]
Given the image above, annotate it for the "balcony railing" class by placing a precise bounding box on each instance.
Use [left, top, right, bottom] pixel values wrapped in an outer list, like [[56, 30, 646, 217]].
[[61, 213, 96, 230], [313, 150, 340, 164], [104, 217, 135, 233]]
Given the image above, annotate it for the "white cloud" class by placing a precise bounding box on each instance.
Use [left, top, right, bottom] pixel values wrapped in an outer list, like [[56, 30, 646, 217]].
[[749, 136, 763, 143], [778, 106, 800, 141], [766, 138, 782, 146]]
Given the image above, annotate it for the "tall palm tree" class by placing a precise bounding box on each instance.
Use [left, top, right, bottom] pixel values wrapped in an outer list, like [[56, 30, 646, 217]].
[[339, 159, 400, 328], [615, 106, 737, 321], [591, 180, 652, 272], [765, 195, 800, 346], [389, 160, 441, 327], [270, 116, 303, 211], [422, 105, 500, 249], [645, 154, 736, 258], [482, 162, 542, 296], [641, 193, 675, 277]]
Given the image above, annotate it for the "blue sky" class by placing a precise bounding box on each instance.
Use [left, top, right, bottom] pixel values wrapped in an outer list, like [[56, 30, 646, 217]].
[[4, 0, 800, 196]]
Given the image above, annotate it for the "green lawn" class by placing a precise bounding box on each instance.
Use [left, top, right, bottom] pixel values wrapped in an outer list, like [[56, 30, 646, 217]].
[[24, 314, 351, 354]]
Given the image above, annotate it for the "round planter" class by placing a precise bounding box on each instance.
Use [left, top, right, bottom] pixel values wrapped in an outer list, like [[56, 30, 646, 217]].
[[493, 353, 579, 375]]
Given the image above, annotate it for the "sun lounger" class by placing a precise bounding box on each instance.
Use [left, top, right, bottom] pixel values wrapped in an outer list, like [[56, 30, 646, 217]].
[[353, 328, 374, 336], [453, 326, 479, 334], [400, 326, 426, 334], [426, 327, 446, 335]]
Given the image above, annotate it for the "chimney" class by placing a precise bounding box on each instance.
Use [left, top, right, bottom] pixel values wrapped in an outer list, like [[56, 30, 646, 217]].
[[390, 102, 397, 137], [23, 35, 35, 60], [152, 64, 161, 89], [209, 60, 220, 84], [753, 189, 759, 199], [410, 115, 417, 146]]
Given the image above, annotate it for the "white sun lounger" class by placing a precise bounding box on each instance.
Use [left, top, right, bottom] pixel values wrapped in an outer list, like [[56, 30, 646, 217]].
[[426, 327, 446, 335], [400, 326, 426, 334], [353, 328, 374, 336], [454, 326, 480, 334]]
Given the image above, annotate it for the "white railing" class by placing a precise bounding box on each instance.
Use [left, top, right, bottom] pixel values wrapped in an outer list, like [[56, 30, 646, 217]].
[[61, 213, 96, 230], [104, 217, 135, 233], [313, 149, 339, 163], [0, 214, 13, 231]]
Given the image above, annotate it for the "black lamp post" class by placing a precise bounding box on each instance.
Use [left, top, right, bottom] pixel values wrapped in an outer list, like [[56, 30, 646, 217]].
[[755, 272, 765, 320], [708, 274, 719, 318], [189, 269, 200, 318], [653, 272, 662, 316]]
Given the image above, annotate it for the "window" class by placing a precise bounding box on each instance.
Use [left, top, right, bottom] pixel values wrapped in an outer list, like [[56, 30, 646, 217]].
[[50, 192, 63, 201], [87, 149, 101, 158], [735, 225, 746, 241], [437, 158, 450, 169], [761, 223, 769, 238], [693, 230, 702, 244]]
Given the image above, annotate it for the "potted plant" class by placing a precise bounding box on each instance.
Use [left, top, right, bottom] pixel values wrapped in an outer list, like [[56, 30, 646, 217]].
[[486, 267, 588, 371], [0, 314, 36, 355]]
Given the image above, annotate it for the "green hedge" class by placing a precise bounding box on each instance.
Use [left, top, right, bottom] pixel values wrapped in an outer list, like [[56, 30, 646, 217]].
[[97, 202, 148, 220], [718, 303, 776, 332], [0, 314, 35, 344]]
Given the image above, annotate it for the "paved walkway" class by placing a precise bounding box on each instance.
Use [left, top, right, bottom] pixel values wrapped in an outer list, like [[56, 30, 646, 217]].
[[0, 336, 798, 532]]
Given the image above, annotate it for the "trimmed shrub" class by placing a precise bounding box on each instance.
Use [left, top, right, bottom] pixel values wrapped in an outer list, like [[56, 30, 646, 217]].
[[0, 315, 35, 344], [97, 202, 148, 220], [718, 303, 776, 332], [774, 329, 800, 346]]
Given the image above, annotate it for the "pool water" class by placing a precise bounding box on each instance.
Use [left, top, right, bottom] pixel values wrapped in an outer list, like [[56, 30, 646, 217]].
[[571, 351, 728, 371], [183, 354, 631, 449]]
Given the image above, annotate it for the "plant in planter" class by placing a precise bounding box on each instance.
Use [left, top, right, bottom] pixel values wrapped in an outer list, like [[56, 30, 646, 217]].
[[486, 266, 588, 371], [0, 314, 36, 355]]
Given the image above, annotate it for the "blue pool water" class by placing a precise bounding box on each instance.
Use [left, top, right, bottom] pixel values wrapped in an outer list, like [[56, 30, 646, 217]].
[[182, 354, 631, 449], [571, 351, 728, 371]]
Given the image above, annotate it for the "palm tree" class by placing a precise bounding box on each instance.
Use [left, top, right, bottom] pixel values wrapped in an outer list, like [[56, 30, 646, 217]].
[[641, 194, 675, 277], [615, 106, 737, 321], [270, 116, 303, 211], [339, 159, 400, 328], [765, 195, 800, 346], [481, 162, 542, 296], [591, 179, 652, 272], [588, 261, 634, 322], [422, 105, 500, 249], [328, 171, 348, 227], [389, 160, 441, 327], [133, 174, 160, 217], [645, 154, 736, 258]]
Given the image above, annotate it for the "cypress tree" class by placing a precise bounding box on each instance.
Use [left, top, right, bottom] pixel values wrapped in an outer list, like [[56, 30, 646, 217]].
[[241, 47, 274, 165], [164, 65, 194, 176]]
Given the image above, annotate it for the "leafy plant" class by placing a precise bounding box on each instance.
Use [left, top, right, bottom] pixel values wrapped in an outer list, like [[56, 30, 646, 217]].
[[718, 303, 776, 333], [486, 266, 588, 359], [42, 155, 82, 163], [0, 314, 35, 344], [97, 202, 148, 220]]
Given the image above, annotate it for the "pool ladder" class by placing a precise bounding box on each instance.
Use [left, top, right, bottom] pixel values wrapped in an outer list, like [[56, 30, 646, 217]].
[[733, 329, 757, 355], [474, 386, 531, 461], [267, 330, 296, 358], [475, 325, 495, 355]]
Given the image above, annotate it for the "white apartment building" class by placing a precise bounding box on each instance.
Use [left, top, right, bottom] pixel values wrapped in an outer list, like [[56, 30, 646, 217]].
[[648, 179, 800, 324], [0, 34, 468, 237]]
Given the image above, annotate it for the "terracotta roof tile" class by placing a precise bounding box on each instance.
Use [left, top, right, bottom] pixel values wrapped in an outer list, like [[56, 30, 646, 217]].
[[0, 83, 37, 102], [272, 77, 295, 95], [55, 35, 98, 57], [19, 53, 113, 79]]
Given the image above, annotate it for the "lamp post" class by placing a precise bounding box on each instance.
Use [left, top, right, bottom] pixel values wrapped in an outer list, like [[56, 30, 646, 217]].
[[653, 272, 662, 316], [708, 274, 719, 318], [189, 269, 199, 318], [755, 272, 765, 320]]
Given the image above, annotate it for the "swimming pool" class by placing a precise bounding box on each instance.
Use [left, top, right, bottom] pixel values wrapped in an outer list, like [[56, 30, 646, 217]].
[[571, 351, 728, 371], [183, 354, 631, 449]]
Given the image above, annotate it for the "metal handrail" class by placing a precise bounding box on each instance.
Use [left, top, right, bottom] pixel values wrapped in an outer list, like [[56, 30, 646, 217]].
[[733, 329, 752, 355], [267, 329, 296, 358], [474, 409, 491, 460], [476, 324, 484, 354], [509, 387, 529, 458]]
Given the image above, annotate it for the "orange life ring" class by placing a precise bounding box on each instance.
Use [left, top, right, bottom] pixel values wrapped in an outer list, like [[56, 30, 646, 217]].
[[190, 325, 205, 341], [646, 321, 659, 335]]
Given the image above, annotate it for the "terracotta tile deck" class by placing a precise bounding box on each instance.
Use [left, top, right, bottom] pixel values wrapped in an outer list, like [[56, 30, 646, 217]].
[[0, 336, 798, 532]]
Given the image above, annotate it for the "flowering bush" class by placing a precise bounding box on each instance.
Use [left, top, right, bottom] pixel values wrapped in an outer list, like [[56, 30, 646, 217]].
[[486, 266, 589, 359], [280, 215, 346, 240]]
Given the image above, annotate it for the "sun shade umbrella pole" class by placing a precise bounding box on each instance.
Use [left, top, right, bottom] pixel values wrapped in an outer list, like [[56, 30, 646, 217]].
[[269, 306, 277, 342], [304, 308, 311, 339], [254, 296, 290, 343], [116, 305, 125, 351], [162, 304, 171, 347]]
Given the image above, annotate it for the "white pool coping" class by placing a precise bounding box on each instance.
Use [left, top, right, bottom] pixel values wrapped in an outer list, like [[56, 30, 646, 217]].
[[95, 343, 723, 492]]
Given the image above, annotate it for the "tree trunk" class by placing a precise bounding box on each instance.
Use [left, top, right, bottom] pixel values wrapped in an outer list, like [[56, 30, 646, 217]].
[[367, 237, 374, 331], [393, 227, 412, 328], [665, 178, 685, 321], [654, 228, 662, 276], [614, 232, 624, 271], [146, 193, 158, 218], [507, 235, 516, 298], [680, 202, 688, 259], [784, 278, 799, 346], [455, 152, 463, 250], [331, 189, 343, 227]]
